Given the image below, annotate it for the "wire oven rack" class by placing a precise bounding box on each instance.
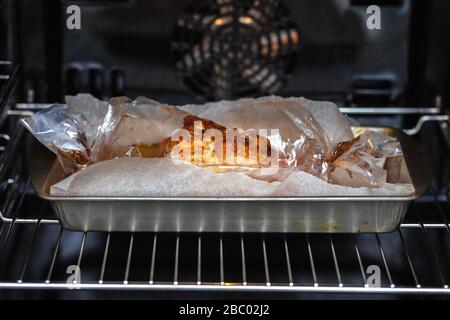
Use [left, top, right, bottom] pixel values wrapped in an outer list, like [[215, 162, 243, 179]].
[[0, 61, 18, 114], [0, 109, 449, 296]]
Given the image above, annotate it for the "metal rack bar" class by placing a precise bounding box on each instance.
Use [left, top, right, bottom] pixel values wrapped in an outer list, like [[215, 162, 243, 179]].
[[0, 219, 15, 259], [0, 225, 5, 247], [414, 207, 448, 289], [329, 235, 343, 287], [124, 233, 134, 285], [76, 233, 87, 271], [306, 235, 318, 287], [219, 236, 224, 286], [1, 282, 448, 294], [0, 176, 59, 225], [14, 103, 443, 115], [173, 235, 180, 285], [353, 235, 367, 287], [17, 220, 41, 283], [241, 235, 247, 286], [404, 115, 449, 136], [17, 201, 48, 283], [283, 237, 293, 286], [149, 234, 157, 285], [375, 235, 394, 288], [398, 229, 421, 288], [401, 223, 450, 229], [197, 235, 202, 285], [98, 233, 110, 284], [340, 107, 441, 115], [430, 188, 450, 235], [0, 179, 30, 256], [68, 232, 86, 286], [45, 228, 63, 283], [262, 237, 270, 287]]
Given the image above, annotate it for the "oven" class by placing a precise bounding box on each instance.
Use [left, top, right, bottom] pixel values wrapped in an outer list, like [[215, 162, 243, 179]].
[[0, 0, 449, 300]]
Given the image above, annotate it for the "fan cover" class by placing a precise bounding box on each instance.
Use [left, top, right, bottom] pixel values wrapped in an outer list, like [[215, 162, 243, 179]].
[[173, 0, 299, 100]]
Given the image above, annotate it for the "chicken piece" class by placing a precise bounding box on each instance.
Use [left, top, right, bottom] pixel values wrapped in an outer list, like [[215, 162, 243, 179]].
[[132, 115, 273, 169]]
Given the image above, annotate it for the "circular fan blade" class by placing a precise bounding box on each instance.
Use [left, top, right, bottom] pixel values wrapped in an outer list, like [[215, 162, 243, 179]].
[[172, 0, 299, 100]]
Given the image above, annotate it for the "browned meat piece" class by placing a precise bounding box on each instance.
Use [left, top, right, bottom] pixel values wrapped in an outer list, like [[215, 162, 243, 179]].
[[132, 115, 273, 168]]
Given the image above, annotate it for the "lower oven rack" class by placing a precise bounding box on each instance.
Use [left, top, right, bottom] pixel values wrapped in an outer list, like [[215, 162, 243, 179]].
[[0, 199, 449, 294], [0, 110, 449, 295]]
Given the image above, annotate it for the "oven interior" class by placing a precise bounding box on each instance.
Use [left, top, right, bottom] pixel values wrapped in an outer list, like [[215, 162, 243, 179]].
[[0, 0, 449, 298]]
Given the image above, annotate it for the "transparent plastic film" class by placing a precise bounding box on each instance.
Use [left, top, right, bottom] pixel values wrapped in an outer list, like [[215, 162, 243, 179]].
[[22, 94, 404, 189]]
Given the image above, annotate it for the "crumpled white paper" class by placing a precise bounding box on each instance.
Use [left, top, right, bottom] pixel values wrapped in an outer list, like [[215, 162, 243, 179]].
[[50, 157, 415, 197]]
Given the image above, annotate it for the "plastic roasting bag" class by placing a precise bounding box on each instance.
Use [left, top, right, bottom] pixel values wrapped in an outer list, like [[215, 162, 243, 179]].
[[21, 94, 405, 189]]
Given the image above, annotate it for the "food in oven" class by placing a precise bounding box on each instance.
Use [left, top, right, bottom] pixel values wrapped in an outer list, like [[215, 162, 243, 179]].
[[21, 94, 414, 197]]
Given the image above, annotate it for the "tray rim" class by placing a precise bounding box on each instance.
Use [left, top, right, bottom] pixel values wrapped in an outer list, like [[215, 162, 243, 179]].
[[38, 194, 418, 201]]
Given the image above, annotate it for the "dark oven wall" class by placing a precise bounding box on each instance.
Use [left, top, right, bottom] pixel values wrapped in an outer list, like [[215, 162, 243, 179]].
[[58, 0, 411, 104], [10, 0, 450, 109]]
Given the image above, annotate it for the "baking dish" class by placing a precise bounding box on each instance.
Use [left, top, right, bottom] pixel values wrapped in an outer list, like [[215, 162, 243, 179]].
[[30, 127, 432, 233]]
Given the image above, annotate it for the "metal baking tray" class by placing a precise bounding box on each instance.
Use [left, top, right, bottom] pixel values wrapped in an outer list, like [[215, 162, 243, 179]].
[[30, 127, 432, 233]]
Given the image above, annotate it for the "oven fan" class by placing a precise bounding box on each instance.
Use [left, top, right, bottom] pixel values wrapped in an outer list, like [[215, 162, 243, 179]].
[[172, 0, 299, 100]]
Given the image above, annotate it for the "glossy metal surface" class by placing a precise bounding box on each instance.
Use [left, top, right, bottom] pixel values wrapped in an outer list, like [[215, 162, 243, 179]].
[[30, 127, 432, 233]]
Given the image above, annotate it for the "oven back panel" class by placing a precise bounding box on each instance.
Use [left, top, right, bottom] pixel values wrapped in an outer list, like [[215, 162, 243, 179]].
[[9, 0, 450, 108], [8, 0, 450, 108], [57, 0, 411, 103]]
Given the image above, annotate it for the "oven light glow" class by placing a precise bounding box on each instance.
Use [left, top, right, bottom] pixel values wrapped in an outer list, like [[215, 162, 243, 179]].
[[239, 16, 253, 25], [214, 18, 225, 26]]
